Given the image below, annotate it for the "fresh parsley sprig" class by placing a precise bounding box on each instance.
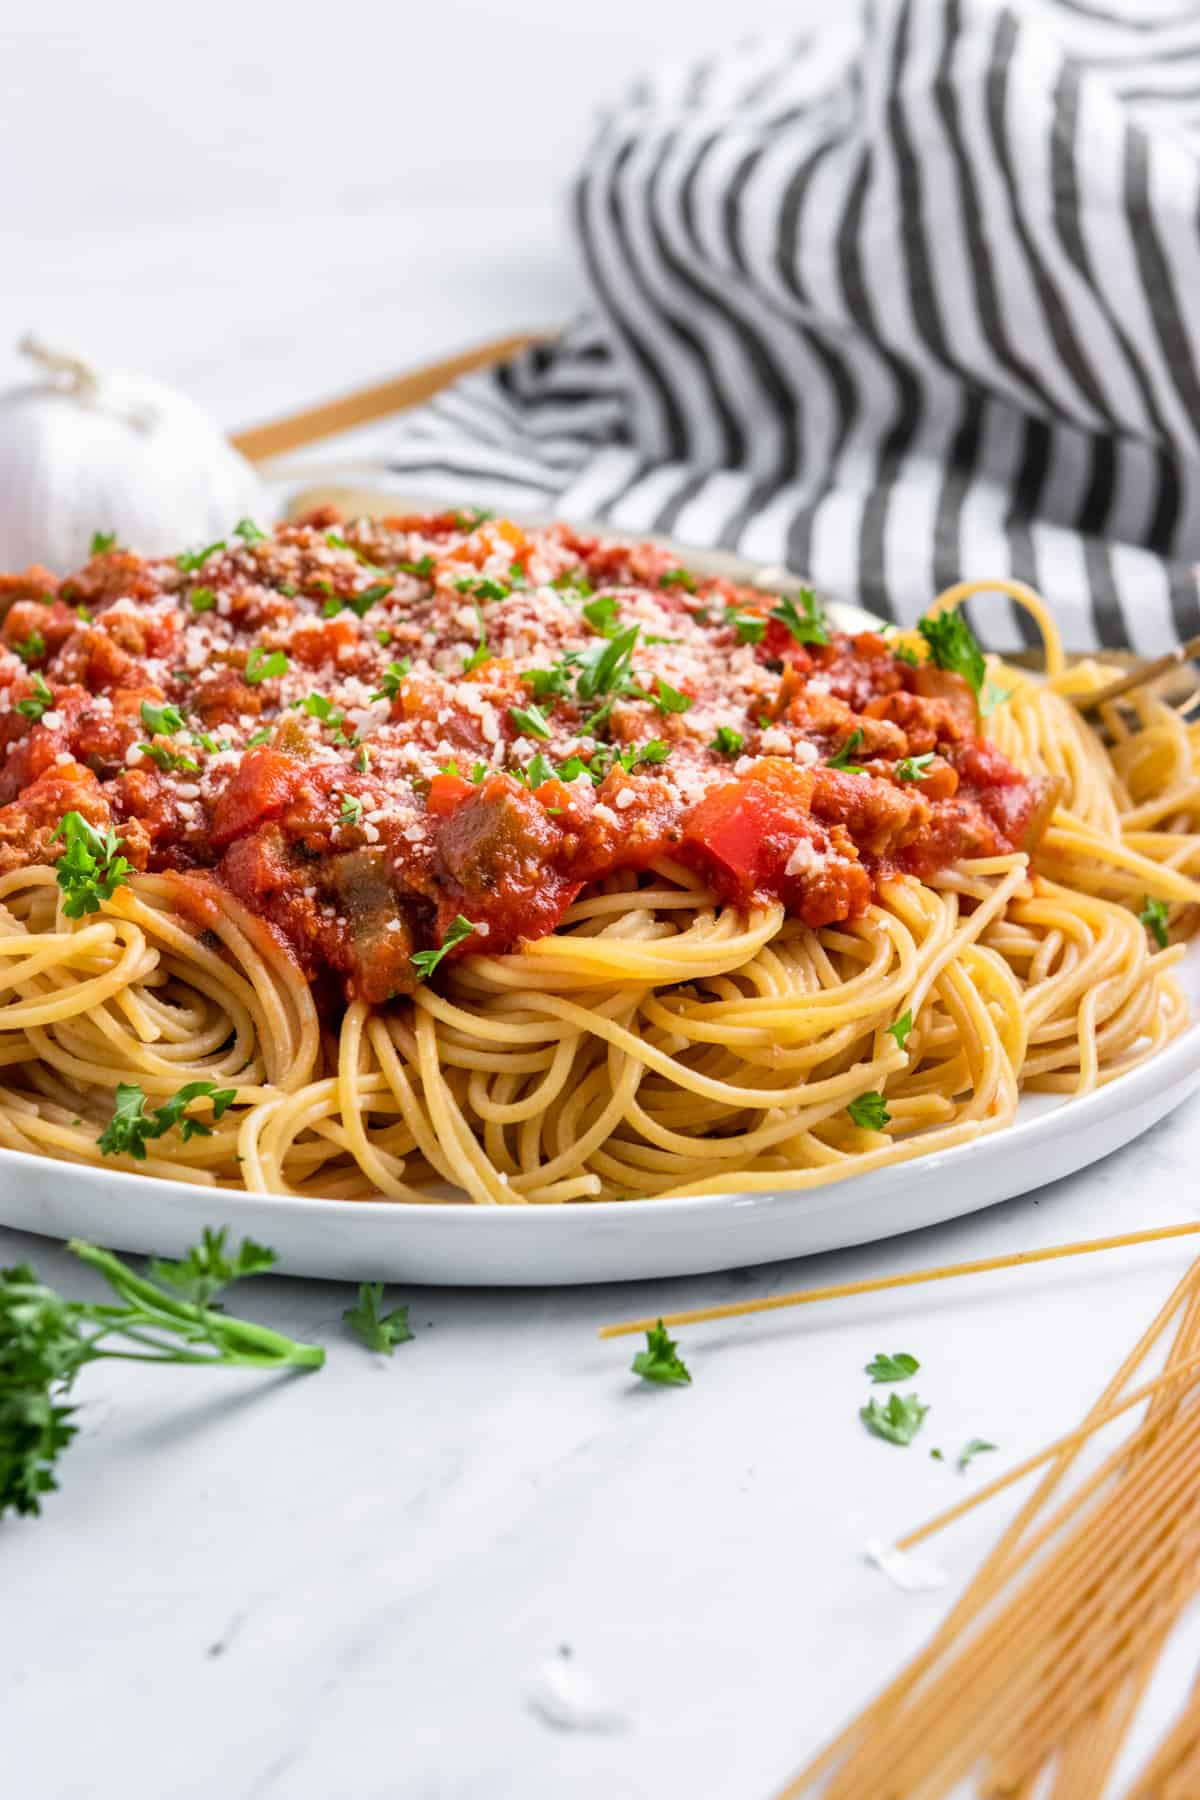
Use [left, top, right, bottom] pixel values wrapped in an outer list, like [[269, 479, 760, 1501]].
[[97, 1080, 237, 1160], [16, 675, 53, 722], [343, 1283, 413, 1354], [0, 1232, 323, 1519], [632, 1320, 692, 1386], [827, 729, 867, 773], [49, 813, 134, 918], [865, 1351, 920, 1383], [861, 1391, 929, 1446], [411, 915, 478, 982], [917, 609, 986, 697], [770, 587, 829, 645], [1139, 895, 1170, 950]]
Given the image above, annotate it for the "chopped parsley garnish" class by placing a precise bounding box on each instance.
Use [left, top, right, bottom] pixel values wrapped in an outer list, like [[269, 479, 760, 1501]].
[[343, 1283, 413, 1354], [89, 530, 117, 555], [551, 571, 593, 597], [347, 581, 393, 614], [957, 1438, 997, 1473], [847, 1091, 891, 1130], [338, 795, 364, 827], [893, 643, 920, 666], [190, 586, 217, 612], [451, 507, 493, 531], [827, 728, 866, 772], [509, 703, 552, 740], [372, 658, 412, 702], [471, 762, 487, 782], [176, 540, 225, 573], [355, 744, 371, 772], [278, 582, 299, 598], [523, 752, 556, 789], [139, 700, 186, 737], [411, 914, 477, 982], [659, 567, 696, 592], [453, 575, 509, 602], [244, 646, 289, 684], [770, 587, 829, 645], [245, 727, 272, 748], [97, 1079, 237, 1160], [887, 1010, 914, 1051], [575, 625, 641, 702], [582, 594, 621, 636], [632, 1319, 692, 1386], [727, 608, 767, 644], [462, 602, 489, 673], [399, 555, 435, 579], [233, 518, 267, 544], [918, 609, 986, 696], [136, 742, 200, 774], [652, 677, 692, 715], [861, 1392, 928, 1446], [865, 1351, 920, 1383], [638, 739, 670, 765], [710, 726, 744, 755], [525, 664, 574, 700], [49, 813, 133, 917], [894, 752, 935, 782], [16, 675, 53, 722], [14, 631, 45, 665], [1139, 895, 1170, 950]]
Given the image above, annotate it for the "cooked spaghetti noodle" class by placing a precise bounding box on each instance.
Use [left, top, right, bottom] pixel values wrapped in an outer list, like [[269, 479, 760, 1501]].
[[0, 521, 1195, 1203]]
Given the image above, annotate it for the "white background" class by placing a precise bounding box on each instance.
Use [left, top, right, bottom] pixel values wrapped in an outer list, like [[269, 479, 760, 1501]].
[[3, 4, 1200, 1797]]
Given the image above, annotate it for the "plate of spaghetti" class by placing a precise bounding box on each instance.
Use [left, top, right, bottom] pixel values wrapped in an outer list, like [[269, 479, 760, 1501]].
[[0, 509, 1196, 1283]]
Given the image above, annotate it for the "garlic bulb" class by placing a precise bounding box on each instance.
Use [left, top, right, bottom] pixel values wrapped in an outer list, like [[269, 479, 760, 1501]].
[[0, 335, 267, 573]]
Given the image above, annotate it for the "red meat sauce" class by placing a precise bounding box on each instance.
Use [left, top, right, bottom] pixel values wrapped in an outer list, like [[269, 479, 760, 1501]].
[[0, 512, 1053, 1008]]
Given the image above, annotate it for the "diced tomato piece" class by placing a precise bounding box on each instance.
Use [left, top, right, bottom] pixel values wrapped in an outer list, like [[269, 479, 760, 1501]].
[[210, 749, 306, 848], [426, 772, 476, 818]]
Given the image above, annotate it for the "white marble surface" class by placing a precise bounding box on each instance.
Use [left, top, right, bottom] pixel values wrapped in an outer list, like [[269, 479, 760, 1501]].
[[4, 4, 1200, 1795]]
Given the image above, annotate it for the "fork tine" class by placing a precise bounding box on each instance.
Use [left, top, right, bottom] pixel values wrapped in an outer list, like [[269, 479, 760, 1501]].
[[1069, 633, 1200, 714]]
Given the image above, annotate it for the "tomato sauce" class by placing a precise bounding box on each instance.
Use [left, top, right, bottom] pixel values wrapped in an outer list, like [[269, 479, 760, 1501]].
[[0, 513, 1051, 1004]]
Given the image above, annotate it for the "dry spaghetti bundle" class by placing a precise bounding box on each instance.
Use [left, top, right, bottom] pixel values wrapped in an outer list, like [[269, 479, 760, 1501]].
[[775, 1260, 1200, 1799]]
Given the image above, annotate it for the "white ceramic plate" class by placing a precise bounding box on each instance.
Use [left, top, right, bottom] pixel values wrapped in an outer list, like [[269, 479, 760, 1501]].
[[2, 524, 1197, 1283], [0, 946, 1194, 1286]]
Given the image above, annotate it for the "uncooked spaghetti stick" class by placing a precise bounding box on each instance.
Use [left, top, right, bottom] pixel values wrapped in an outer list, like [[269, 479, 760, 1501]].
[[598, 1220, 1200, 1339]]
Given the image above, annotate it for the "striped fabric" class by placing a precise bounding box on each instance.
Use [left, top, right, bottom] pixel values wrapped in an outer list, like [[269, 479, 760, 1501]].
[[360, 0, 1200, 650]]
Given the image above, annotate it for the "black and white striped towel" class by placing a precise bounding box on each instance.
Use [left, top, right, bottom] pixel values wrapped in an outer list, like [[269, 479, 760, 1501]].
[[349, 0, 1200, 653]]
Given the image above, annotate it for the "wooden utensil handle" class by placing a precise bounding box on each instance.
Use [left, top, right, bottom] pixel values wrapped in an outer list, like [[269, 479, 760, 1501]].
[[230, 329, 549, 464]]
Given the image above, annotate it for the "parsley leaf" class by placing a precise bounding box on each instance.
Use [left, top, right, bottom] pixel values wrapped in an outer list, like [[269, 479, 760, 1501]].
[[887, 1010, 914, 1051], [244, 647, 289, 684], [847, 1092, 891, 1130], [176, 540, 225, 573], [16, 675, 53, 723], [148, 1226, 275, 1306], [343, 1282, 414, 1354], [89, 530, 118, 555], [918, 610, 986, 697], [770, 587, 829, 645], [97, 1080, 237, 1160], [509, 702, 553, 740], [49, 813, 133, 918], [652, 678, 692, 715], [411, 915, 477, 982], [894, 753, 935, 782], [861, 1392, 929, 1446], [462, 601, 489, 673], [710, 726, 744, 756], [14, 631, 45, 665], [399, 555, 434, 579], [631, 1319, 692, 1386], [574, 624, 641, 703], [451, 507, 493, 531], [525, 664, 574, 700], [245, 727, 272, 749], [233, 518, 267, 544], [338, 796, 364, 827], [139, 700, 186, 737], [827, 728, 867, 772], [725, 608, 767, 644], [190, 586, 217, 612], [372, 658, 412, 702], [136, 742, 200, 774], [582, 594, 621, 636], [551, 570, 593, 597], [865, 1351, 920, 1383], [345, 581, 393, 616], [659, 567, 696, 592], [957, 1438, 997, 1473], [1139, 895, 1170, 950]]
